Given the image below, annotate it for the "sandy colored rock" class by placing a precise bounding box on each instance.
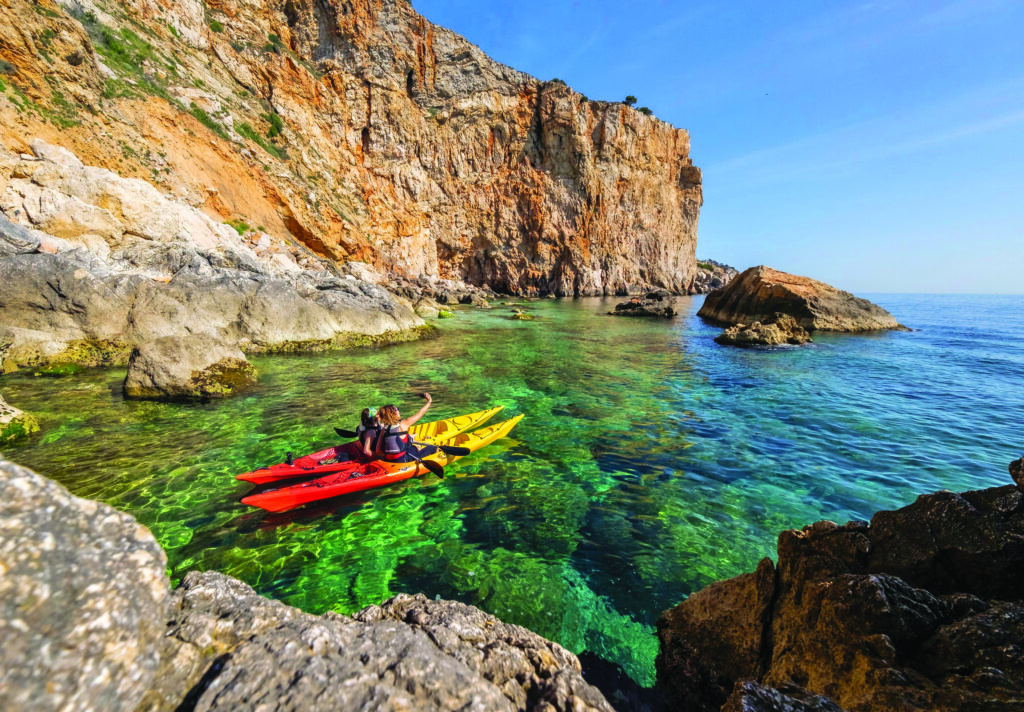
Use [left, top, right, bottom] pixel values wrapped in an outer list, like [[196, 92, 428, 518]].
[[123, 335, 258, 400], [698, 266, 907, 332], [715, 313, 812, 347]]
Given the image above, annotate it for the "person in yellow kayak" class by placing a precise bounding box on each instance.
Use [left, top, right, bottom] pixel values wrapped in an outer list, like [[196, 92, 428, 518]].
[[375, 393, 439, 462]]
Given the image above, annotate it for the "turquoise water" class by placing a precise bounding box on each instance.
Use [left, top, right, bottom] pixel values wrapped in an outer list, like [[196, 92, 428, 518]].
[[2, 294, 1021, 685]]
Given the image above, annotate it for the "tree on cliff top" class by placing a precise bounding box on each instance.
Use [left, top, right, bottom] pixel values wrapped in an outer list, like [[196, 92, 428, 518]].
[[624, 95, 637, 106]]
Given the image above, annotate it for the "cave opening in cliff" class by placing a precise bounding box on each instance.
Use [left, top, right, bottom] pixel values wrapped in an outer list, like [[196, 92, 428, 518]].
[[406, 69, 416, 98], [361, 127, 370, 162]]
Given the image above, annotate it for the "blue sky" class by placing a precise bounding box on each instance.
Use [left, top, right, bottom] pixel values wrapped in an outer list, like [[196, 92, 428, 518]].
[[412, 0, 1024, 293]]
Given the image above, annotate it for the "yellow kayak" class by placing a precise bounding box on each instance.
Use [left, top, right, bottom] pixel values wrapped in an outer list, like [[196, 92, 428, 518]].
[[242, 415, 524, 512]]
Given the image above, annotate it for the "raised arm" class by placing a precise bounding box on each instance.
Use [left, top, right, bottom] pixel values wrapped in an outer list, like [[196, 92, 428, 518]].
[[400, 393, 432, 430]]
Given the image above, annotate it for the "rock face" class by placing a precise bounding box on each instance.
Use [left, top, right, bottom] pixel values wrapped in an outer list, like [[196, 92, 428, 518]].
[[0, 393, 39, 442], [610, 290, 677, 318], [0, 0, 701, 296], [657, 473, 1024, 712], [0, 455, 613, 712], [714, 313, 812, 347], [698, 266, 907, 332], [123, 336, 258, 400]]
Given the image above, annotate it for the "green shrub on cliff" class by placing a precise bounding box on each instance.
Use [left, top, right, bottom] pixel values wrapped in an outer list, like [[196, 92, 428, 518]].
[[209, 19, 224, 33], [638, 106, 653, 115], [624, 95, 637, 106], [189, 103, 228, 140], [236, 121, 285, 160], [266, 112, 284, 138], [225, 219, 251, 236]]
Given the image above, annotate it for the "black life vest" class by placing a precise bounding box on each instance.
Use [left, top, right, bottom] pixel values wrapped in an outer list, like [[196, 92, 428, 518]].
[[379, 424, 412, 460], [356, 424, 379, 449]]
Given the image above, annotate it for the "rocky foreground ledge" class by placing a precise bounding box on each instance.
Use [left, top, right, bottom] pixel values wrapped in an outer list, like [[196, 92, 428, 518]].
[[0, 456, 613, 712], [656, 457, 1024, 711]]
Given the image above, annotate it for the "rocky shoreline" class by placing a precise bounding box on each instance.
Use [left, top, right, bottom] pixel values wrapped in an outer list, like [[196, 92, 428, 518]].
[[0, 455, 614, 712], [3, 451, 1022, 711]]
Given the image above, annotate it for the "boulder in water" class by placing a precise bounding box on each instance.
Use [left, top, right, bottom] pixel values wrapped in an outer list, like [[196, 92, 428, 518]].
[[1012, 456, 1024, 491], [123, 335, 257, 400], [698, 265, 907, 332], [610, 290, 676, 318], [714, 312, 812, 347]]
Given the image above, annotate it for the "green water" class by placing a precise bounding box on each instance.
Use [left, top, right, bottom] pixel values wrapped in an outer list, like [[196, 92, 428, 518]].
[[3, 295, 1020, 686]]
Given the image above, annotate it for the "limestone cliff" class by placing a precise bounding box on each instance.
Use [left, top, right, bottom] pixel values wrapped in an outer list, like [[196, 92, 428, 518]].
[[0, 0, 701, 296]]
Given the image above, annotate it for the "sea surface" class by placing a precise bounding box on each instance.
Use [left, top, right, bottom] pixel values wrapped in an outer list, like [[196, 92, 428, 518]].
[[3, 294, 1021, 685]]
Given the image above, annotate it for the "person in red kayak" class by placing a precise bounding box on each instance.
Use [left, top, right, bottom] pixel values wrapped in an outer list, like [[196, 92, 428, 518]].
[[321, 408, 380, 464], [375, 393, 438, 462]]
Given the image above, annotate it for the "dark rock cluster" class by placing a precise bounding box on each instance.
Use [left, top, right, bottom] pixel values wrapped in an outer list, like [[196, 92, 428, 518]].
[[610, 290, 677, 318], [656, 463, 1024, 711]]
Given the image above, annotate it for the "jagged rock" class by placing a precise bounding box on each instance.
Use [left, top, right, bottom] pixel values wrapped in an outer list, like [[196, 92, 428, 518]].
[[0, 394, 39, 442], [0, 456, 614, 712], [657, 558, 776, 710], [0, 456, 169, 712], [1011, 456, 1024, 491], [714, 313, 812, 347], [609, 291, 676, 318], [657, 483, 1024, 711], [123, 336, 258, 400], [698, 266, 907, 332], [722, 681, 847, 712], [355, 594, 615, 712], [691, 259, 739, 295]]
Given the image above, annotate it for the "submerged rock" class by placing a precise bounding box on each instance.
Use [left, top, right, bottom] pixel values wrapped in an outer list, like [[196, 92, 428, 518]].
[[698, 266, 907, 332], [656, 472, 1024, 712], [0, 456, 613, 712], [123, 336, 258, 400], [714, 313, 812, 347], [0, 394, 40, 442], [610, 291, 676, 318], [1012, 456, 1023, 491]]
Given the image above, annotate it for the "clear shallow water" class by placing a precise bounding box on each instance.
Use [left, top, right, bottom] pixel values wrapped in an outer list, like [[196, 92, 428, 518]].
[[2, 293, 1021, 685]]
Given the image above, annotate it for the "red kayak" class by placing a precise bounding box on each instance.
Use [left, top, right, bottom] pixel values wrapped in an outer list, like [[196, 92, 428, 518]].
[[235, 406, 503, 485], [241, 415, 524, 512]]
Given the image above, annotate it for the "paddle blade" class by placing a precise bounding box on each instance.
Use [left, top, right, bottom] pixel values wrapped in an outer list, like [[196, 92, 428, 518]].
[[436, 444, 471, 456], [334, 427, 358, 438], [420, 459, 445, 478]]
